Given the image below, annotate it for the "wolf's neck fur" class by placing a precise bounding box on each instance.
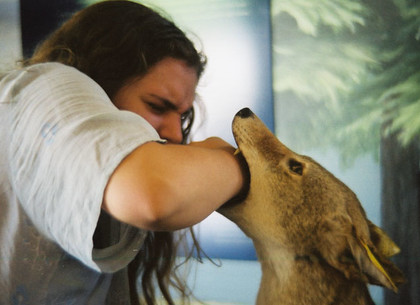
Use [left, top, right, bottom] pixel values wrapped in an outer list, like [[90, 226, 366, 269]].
[[253, 241, 375, 305]]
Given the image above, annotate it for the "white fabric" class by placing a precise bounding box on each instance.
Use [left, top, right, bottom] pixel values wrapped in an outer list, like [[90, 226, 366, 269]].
[[0, 63, 162, 304]]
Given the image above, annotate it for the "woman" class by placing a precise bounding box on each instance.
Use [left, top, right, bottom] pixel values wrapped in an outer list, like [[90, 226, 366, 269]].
[[0, 1, 248, 304]]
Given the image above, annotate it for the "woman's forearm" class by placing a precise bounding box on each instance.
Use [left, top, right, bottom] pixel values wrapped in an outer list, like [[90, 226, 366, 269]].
[[103, 138, 247, 231]]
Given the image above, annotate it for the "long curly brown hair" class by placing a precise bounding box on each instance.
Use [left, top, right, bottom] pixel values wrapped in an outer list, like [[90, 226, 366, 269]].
[[26, 1, 207, 304]]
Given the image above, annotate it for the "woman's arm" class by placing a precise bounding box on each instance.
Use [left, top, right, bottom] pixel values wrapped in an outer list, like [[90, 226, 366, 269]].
[[102, 137, 246, 231]]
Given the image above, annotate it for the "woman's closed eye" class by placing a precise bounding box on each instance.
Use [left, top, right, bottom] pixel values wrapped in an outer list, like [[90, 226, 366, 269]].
[[145, 101, 168, 114]]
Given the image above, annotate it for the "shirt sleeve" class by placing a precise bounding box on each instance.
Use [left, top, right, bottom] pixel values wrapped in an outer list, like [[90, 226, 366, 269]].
[[7, 63, 162, 272]]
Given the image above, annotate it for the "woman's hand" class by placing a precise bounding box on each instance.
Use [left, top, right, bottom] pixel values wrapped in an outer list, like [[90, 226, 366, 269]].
[[103, 137, 247, 231]]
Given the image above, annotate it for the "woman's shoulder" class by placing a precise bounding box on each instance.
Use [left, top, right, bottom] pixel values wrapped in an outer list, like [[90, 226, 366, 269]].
[[5, 62, 103, 95], [24, 62, 89, 81], [1, 62, 108, 108], [1, 62, 86, 86]]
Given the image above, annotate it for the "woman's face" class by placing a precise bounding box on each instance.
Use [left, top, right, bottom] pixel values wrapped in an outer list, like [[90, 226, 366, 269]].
[[113, 57, 198, 144]]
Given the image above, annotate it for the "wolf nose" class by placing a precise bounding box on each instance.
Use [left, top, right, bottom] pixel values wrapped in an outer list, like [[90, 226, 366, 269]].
[[236, 107, 254, 118]]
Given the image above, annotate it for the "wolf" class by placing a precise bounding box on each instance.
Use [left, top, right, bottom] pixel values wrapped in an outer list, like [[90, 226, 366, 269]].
[[219, 108, 405, 305]]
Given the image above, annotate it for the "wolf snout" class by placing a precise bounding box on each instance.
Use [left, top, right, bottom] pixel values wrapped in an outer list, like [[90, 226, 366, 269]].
[[236, 107, 254, 118]]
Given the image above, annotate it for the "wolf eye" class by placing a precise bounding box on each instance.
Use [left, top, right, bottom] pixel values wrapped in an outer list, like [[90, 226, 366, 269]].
[[288, 159, 303, 175]]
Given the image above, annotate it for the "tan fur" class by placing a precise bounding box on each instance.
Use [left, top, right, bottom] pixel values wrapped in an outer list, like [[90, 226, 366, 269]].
[[219, 108, 405, 305]]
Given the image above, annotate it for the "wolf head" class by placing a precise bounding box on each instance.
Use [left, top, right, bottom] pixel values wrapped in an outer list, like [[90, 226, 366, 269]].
[[219, 108, 405, 292]]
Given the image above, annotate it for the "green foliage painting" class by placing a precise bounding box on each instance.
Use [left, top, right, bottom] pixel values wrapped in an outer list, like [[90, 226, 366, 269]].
[[271, 0, 420, 164]]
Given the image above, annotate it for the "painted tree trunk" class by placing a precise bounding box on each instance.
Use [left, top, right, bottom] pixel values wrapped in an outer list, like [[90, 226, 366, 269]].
[[381, 132, 420, 305]]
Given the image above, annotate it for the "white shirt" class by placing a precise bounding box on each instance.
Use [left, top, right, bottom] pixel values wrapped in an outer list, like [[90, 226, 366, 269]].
[[0, 63, 162, 304]]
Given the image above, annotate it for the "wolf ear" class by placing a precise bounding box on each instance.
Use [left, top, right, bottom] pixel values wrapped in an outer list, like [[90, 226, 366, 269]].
[[346, 233, 405, 292], [318, 217, 405, 292], [367, 220, 400, 258]]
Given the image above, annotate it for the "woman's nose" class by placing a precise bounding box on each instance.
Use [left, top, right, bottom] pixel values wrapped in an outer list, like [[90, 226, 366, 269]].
[[158, 112, 183, 144]]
